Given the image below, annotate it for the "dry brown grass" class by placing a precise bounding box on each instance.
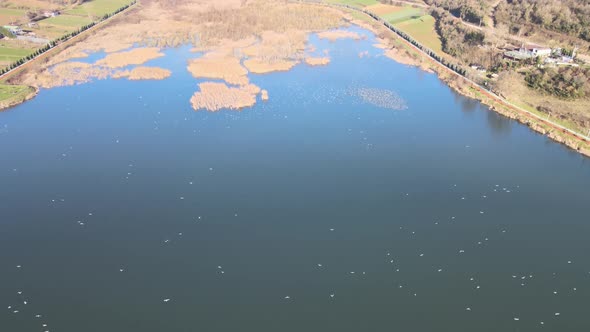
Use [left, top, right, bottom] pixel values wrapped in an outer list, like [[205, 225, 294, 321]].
[[187, 53, 249, 85], [243, 58, 298, 74], [2, 0, 60, 10], [27, 62, 112, 88], [96, 47, 164, 68], [305, 57, 330, 66], [365, 4, 402, 15], [241, 30, 308, 62], [494, 71, 590, 131], [190, 82, 262, 111], [12, 0, 349, 110]]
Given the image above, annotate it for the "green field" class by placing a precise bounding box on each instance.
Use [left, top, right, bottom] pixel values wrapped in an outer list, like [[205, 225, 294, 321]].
[[326, 0, 379, 8], [0, 84, 34, 106], [395, 15, 443, 54], [0, 46, 32, 62], [40, 14, 94, 28], [65, 0, 134, 18], [381, 7, 424, 24]]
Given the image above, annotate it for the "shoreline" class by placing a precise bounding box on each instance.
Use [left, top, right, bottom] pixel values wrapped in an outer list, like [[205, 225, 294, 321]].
[[0, 0, 139, 112], [323, 2, 590, 158], [0, 0, 588, 158], [0, 86, 38, 111]]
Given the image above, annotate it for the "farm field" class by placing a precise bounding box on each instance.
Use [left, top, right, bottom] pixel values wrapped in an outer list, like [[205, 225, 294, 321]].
[[0, 46, 32, 62], [326, 0, 379, 8], [0, 0, 135, 73], [380, 7, 424, 24], [0, 0, 59, 10], [342, 1, 444, 58], [394, 15, 443, 54], [40, 14, 94, 28], [0, 8, 26, 25], [65, 0, 134, 18]]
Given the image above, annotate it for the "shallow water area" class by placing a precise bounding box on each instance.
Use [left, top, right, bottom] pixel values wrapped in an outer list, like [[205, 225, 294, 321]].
[[1, 26, 590, 332]]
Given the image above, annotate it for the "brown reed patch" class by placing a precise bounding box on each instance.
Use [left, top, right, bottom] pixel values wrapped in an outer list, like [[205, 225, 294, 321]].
[[187, 53, 249, 85], [96, 47, 164, 68], [190, 82, 262, 111], [27, 62, 113, 88], [243, 58, 298, 74], [305, 57, 330, 66], [365, 4, 402, 15], [317, 30, 362, 41]]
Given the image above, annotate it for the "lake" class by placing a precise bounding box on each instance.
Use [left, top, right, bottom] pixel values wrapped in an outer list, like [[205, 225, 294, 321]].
[[2, 26, 590, 332]]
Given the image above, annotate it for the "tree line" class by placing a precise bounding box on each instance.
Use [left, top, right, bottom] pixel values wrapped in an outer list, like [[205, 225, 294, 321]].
[[334, 3, 468, 76], [0, 0, 137, 76]]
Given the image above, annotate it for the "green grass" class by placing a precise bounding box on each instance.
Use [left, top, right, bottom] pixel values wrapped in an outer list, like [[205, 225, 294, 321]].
[[0, 26, 16, 38], [0, 84, 34, 105], [65, 0, 134, 18], [40, 14, 93, 28], [381, 7, 423, 24], [394, 15, 443, 54], [0, 46, 32, 62], [326, 0, 378, 8]]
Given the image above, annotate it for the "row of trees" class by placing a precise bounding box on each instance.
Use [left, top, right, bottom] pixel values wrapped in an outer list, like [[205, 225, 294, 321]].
[[354, 5, 468, 76], [0, 0, 137, 76]]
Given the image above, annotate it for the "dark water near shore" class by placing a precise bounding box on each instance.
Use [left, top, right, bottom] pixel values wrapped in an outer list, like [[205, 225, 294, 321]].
[[2, 27, 590, 332]]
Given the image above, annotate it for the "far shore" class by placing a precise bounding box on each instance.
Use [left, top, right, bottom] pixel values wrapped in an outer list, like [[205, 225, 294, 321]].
[[0, 0, 588, 158]]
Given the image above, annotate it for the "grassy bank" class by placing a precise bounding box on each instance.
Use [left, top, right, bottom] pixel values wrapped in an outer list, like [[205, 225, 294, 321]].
[[0, 84, 36, 109]]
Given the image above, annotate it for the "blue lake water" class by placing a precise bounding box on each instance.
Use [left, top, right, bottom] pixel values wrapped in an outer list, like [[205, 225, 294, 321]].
[[1, 27, 590, 332]]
